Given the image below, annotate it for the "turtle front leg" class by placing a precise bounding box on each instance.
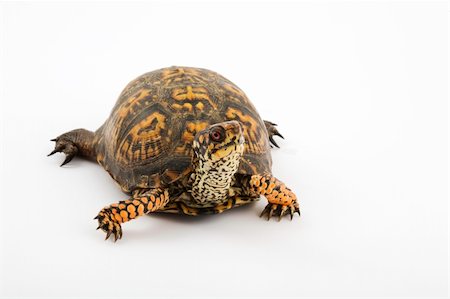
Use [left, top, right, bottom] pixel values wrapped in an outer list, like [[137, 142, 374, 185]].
[[95, 188, 169, 241], [249, 174, 300, 220]]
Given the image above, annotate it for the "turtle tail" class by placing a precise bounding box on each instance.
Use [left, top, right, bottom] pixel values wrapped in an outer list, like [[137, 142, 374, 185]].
[[48, 129, 97, 166]]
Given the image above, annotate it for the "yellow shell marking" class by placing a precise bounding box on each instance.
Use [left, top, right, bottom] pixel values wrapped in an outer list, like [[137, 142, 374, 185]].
[[171, 86, 217, 110], [225, 107, 267, 154], [116, 111, 167, 163], [117, 89, 151, 121], [160, 67, 207, 85], [175, 121, 209, 155]]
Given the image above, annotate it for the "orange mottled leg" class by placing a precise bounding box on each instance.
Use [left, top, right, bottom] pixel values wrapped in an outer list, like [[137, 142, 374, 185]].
[[95, 188, 170, 241], [249, 174, 300, 220]]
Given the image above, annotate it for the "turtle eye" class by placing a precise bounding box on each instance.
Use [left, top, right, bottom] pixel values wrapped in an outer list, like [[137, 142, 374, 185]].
[[210, 127, 225, 143]]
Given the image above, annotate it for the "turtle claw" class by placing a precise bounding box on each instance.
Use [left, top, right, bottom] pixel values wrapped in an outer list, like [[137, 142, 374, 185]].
[[47, 149, 59, 156], [259, 204, 272, 220], [260, 202, 300, 221], [278, 205, 289, 221], [289, 205, 295, 220], [274, 131, 284, 139], [60, 152, 75, 167], [269, 136, 280, 148], [95, 209, 123, 241], [264, 120, 284, 148]]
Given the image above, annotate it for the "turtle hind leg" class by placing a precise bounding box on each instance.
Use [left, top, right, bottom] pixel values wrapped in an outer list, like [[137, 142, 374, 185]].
[[48, 128, 96, 166], [264, 120, 284, 148]]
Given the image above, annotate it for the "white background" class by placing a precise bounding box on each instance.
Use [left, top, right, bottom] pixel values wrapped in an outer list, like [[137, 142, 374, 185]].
[[0, 1, 448, 298]]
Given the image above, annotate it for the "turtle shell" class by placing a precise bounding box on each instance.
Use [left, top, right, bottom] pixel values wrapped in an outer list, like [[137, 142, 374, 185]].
[[95, 66, 272, 193]]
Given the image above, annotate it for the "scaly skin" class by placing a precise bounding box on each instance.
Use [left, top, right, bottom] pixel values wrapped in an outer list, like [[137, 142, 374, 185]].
[[249, 174, 300, 220], [95, 188, 169, 241]]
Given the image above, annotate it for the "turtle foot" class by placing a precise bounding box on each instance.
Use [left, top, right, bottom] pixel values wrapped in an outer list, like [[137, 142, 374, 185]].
[[48, 136, 79, 166], [260, 201, 300, 221], [94, 209, 123, 241], [264, 120, 284, 148]]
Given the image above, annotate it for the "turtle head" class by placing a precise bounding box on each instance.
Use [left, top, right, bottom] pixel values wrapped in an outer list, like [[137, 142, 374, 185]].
[[193, 120, 245, 163], [190, 121, 245, 203]]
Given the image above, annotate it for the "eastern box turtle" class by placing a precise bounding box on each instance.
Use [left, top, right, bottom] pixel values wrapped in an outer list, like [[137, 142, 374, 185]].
[[49, 66, 300, 241]]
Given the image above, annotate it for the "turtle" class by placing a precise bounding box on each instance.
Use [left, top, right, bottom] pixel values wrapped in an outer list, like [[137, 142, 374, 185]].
[[48, 66, 300, 241]]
